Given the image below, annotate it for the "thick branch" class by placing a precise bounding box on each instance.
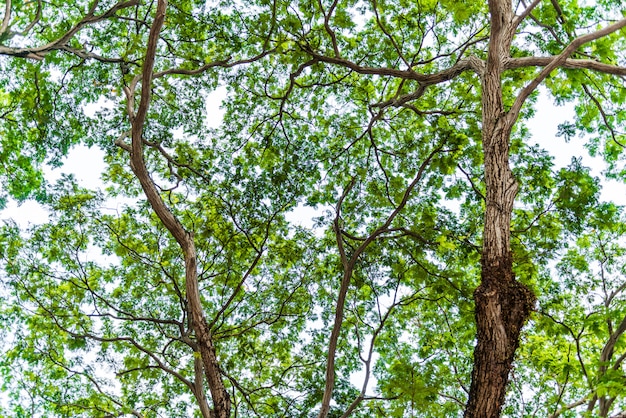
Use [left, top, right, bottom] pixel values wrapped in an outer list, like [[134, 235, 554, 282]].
[[129, 2, 186, 243], [0, 0, 139, 60], [506, 56, 626, 75], [125, 0, 230, 416], [508, 17, 626, 122]]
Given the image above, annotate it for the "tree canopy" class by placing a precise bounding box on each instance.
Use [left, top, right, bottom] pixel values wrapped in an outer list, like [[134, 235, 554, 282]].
[[1, 0, 626, 417]]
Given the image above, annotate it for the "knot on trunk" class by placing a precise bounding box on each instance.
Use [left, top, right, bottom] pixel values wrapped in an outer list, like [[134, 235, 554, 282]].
[[502, 280, 536, 332], [476, 255, 536, 359]]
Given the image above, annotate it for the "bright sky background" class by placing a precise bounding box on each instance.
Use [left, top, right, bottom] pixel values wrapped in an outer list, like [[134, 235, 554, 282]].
[[2, 87, 624, 227], [530, 91, 626, 206], [1, 84, 625, 405]]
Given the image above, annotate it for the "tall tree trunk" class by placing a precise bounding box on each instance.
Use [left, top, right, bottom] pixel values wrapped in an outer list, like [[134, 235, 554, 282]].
[[464, 0, 536, 416], [184, 242, 232, 418], [464, 117, 535, 417], [123, 1, 232, 416]]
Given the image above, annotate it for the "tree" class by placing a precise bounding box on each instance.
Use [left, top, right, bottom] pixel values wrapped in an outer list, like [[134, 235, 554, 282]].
[[0, 0, 140, 204], [522, 200, 626, 417], [1, 0, 626, 417]]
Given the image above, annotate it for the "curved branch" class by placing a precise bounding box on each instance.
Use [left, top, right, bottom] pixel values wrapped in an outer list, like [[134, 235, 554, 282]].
[[508, 17, 626, 123], [0, 0, 140, 60], [125, 0, 230, 416]]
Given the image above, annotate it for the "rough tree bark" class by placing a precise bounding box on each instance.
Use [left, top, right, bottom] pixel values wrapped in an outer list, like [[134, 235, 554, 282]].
[[466, 1, 626, 416], [464, 1, 536, 416]]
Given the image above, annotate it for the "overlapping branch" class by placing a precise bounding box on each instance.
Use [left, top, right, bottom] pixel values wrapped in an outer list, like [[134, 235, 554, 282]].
[[319, 142, 446, 418], [508, 17, 626, 123], [0, 0, 139, 61]]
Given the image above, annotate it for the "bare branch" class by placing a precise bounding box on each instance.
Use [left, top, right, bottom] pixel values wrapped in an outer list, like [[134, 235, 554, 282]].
[[371, 86, 427, 109], [15, 0, 42, 37], [154, 58, 231, 78], [319, 177, 358, 418], [192, 355, 213, 418], [207, 245, 265, 329], [600, 314, 626, 370], [334, 178, 357, 270], [19, 279, 196, 395]]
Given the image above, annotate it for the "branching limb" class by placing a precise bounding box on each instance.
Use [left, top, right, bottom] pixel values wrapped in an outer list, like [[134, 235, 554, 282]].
[[372, 0, 411, 69], [2, 0, 42, 39], [508, 17, 626, 123], [319, 143, 444, 418], [340, 281, 402, 418], [317, 0, 341, 56], [18, 277, 197, 393], [0, 0, 140, 60], [124, 0, 230, 416]]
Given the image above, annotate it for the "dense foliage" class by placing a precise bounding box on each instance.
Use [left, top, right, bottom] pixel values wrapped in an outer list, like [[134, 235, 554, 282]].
[[0, 0, 625, 417]]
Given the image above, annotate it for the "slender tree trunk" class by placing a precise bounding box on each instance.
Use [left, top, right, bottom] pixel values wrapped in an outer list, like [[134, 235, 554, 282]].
[[184, 242, 232, 418], [123, 1, 232, 416], [464, 0, 536, 416]]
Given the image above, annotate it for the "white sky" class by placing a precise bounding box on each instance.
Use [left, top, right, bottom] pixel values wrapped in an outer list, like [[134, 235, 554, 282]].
[[1, 86, 624, 409], [2, 89, 624, 227], [529, 92, 626, 206]]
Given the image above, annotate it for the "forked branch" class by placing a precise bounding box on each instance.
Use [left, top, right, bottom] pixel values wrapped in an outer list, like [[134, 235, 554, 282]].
[[0, 0, 139, 60], [508, 17, 626, 123], [318, 143, 445, 418], [123, 0, 230, 416]]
